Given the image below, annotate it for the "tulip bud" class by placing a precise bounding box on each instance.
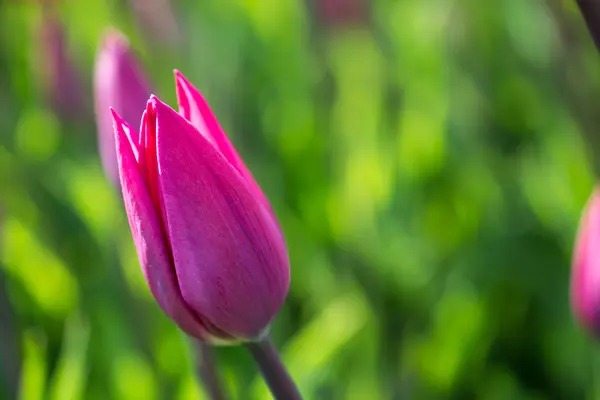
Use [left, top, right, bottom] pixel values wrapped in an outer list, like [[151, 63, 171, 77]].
[[37, 12, 86, 119], [571, 187, 600, 336], [94, 30, 152, 186], [111, 72, 290, 343]]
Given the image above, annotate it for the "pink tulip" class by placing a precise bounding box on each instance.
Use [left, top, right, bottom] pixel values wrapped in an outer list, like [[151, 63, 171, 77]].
[[94, 30, 152, 186], [571, 187, 600, 336], [111, 72, 290, 342]]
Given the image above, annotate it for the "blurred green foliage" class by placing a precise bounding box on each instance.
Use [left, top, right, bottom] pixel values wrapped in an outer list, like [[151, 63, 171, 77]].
[[0, 0, 598, 399]]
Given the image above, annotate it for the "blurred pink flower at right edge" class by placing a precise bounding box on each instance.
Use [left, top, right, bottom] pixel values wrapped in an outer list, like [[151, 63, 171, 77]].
[[111, 71, 290, 342], [94, 30, 152, 187], [571, 187, 600, 337]]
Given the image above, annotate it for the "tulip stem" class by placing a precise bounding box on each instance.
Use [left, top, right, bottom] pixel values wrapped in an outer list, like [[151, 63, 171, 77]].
[[245, 336, 302, 400], [195, 341, 228, 400], [576, 0, 600, 54], [0, 270, 20, 400]]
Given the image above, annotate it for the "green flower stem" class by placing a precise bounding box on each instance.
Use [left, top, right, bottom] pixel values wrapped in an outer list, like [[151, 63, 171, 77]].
[[195, 341, 228, 400], [245, 335, 302, 400], [0, 269, 20, 400]]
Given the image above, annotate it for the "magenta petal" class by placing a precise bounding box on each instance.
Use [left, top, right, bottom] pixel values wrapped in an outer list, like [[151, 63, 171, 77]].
[[112, 110, 212, 340], [572, 189, 600, 336], [150, 98, 290, 338], [173, 70, 280, 227]]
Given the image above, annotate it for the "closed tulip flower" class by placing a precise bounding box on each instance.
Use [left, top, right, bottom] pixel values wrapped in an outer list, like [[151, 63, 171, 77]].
[[111, 72, 290, 342], [571, 187, 600, 336], [94, 30, 152, 186]]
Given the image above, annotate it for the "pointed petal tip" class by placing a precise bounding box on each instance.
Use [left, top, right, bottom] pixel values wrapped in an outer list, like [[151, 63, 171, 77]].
[[174, 71, 188, 94], [112, 108, 140, 160], [110, 108, 124, 124], [145, 95, 160, 110], [173, 70, 193, 90], [111, 111, 131, 140], [173, 71, 204, 115], [100, 28, 129, 51], [147, 95, 173, 114], [174, 69, 189, 81]]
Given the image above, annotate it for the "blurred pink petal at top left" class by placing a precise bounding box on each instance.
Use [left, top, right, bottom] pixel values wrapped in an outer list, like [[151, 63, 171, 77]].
[[37, 11, 86, 120], [94, 29, 153, 187]]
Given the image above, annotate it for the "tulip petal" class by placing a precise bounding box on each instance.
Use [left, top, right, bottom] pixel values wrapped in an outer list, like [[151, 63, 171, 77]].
[[149, 97, 290, 338], [173, 70, 280, 226], [112, 109, 213, 340], [572, 189, 600, 333], [138, 109, 163, 222]]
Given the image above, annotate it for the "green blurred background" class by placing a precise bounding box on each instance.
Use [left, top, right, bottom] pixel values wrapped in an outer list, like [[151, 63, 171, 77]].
[[0, 0, 598, 398]]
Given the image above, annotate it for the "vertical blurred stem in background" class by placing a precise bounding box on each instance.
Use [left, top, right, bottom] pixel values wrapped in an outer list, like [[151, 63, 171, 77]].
[[575, 1, 600, 51], [0, 269, 21, 400], [194, 341, 227, 400], [246, 336, 302, 400], [574, 0, 600, 174], [588, 342, 600, 399], [546, 0, 600, 175]]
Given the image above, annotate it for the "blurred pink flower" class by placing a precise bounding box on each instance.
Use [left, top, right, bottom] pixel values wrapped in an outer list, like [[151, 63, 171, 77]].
[[315, 0, 368, 29], [94, 30, 152, 186], [571, 187, 600, 336], [111, 71, 290, 342], [37, 12, 86, 119], [127, 0, 181, 48]]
